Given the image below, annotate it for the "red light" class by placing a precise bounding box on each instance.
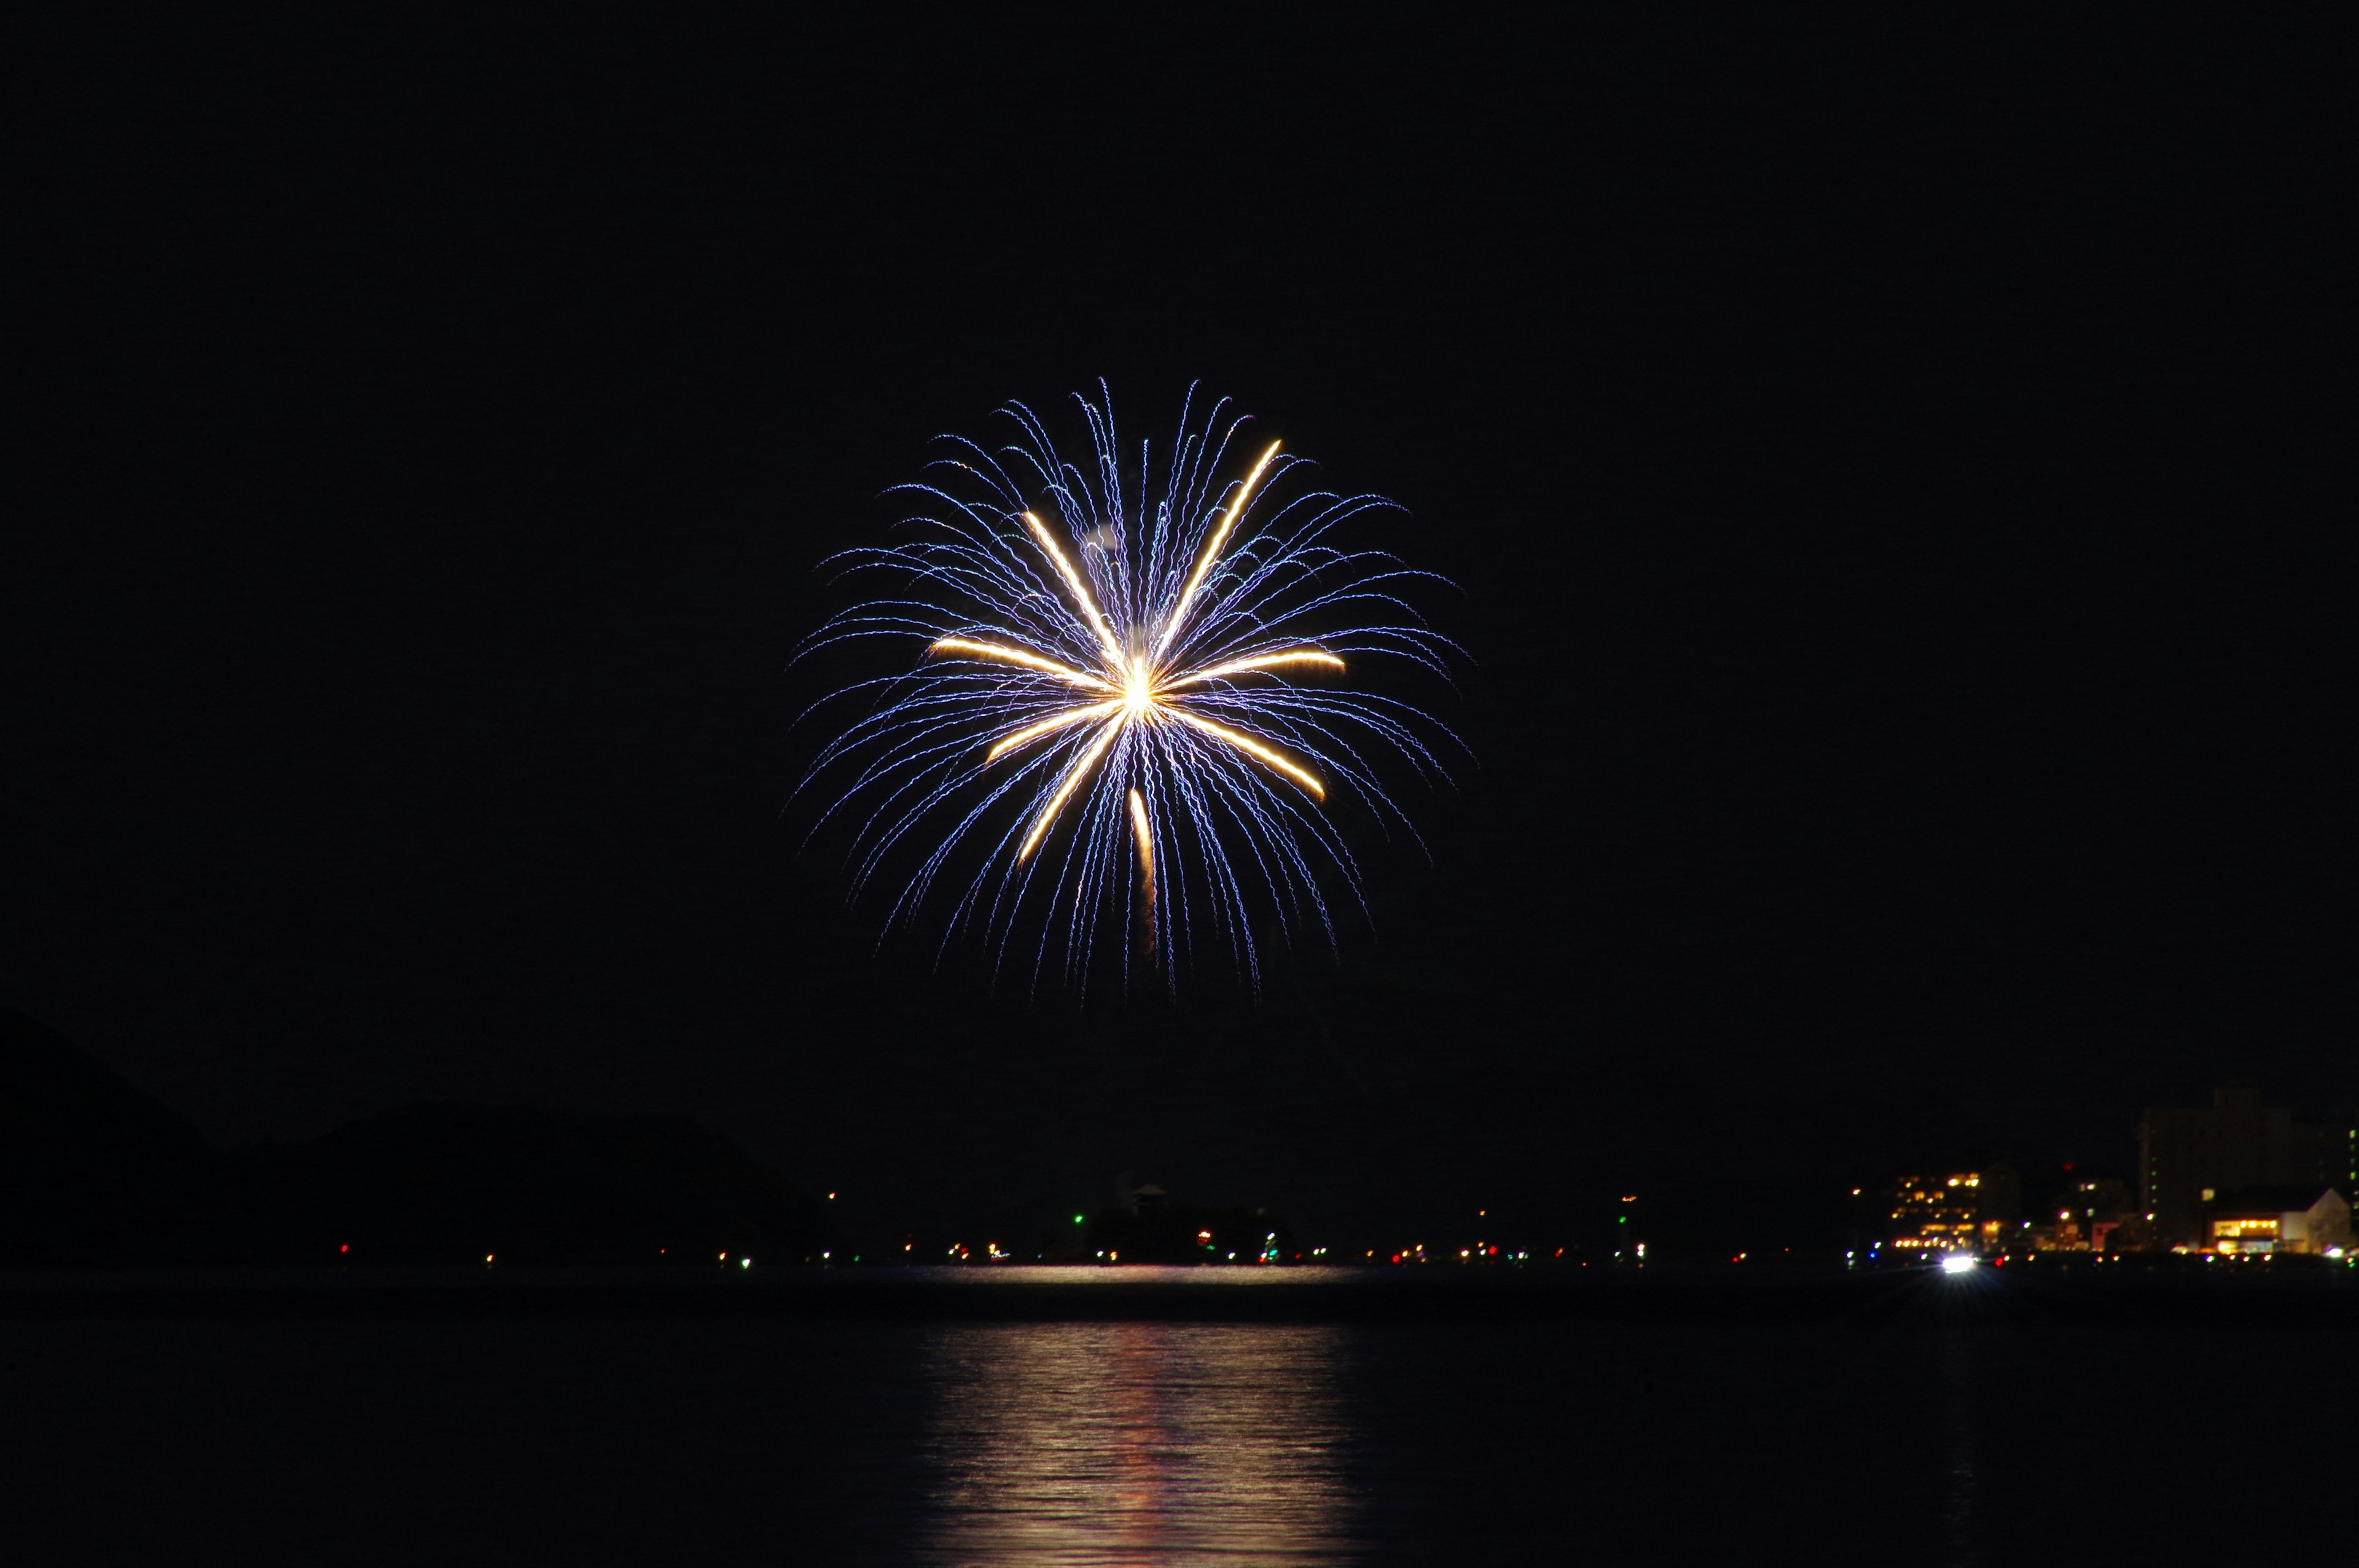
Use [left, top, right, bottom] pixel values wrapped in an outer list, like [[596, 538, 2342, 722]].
[[338, 1244, 349, 1254]]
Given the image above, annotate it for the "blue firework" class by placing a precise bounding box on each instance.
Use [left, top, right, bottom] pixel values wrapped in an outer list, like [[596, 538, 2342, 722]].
[[797, 385, 1459, 991]]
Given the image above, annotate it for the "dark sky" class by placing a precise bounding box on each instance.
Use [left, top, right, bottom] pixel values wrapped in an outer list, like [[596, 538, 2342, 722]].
[[9, 12, 2349, 1247]]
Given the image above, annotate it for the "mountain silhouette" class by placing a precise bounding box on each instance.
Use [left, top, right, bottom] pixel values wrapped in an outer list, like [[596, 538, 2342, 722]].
[[1, 1008, 214, 1265], [216, 1100, 838, 1266], [2, 1008, 836, 1266]]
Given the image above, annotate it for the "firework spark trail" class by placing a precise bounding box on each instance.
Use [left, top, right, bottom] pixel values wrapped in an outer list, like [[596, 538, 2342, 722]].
[[796, 385, 1461, 993], [1157, 439, 1283, 660], [1127, 786, 1157, 961]]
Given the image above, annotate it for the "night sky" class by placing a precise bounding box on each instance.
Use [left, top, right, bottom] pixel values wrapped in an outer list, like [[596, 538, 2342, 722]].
[[10, 12, 2347, 1248]]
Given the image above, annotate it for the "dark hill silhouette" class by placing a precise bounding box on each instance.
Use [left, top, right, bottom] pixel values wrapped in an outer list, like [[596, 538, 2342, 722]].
[[2, 1009, 837, 1266], [2, 1007, 214, 1264], [217, 1101, 839, 1266]]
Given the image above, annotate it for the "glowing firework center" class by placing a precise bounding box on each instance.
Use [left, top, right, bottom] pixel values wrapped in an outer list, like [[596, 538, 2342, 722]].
[[804, 391, 1455, 987]]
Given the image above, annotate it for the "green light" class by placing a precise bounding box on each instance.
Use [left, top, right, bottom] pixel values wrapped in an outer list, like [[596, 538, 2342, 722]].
[[1073, 1214, 1085, 1224]]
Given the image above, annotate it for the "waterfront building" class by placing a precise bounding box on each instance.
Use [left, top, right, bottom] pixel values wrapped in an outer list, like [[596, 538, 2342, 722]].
[[2202, 1187, 2351, 1256], [2024, 1173, 2140, 1252], [2137, 1090, 2353, 1247], [1888, 1166, 2019, 1254]]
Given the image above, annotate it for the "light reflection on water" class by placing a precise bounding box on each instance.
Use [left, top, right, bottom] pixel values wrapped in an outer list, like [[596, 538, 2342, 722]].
[[917, 1313, 1353, 1566]]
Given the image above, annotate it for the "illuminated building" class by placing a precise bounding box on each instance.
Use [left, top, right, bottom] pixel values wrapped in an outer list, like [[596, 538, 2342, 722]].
[[2029, 1174, 2137, 1253], [1888, 1167, 2018, 1255], [2202, 1187, 2350, 1256], [2137, 1090, 2355, 1247]]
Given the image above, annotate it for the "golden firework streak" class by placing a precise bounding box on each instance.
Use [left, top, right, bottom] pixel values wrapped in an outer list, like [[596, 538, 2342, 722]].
[[1022, 512, 1124, 665], [1162, 649, 1344, 688], [965, 451, 1323, 864], [1167, 709, 1325, 798], [986, 701, 1122, 760], [1156, 440, 1281, 657], [1017, 720, 1123, 862], [928, 638, 1113, 690], [1127, 786, 1156, 954]]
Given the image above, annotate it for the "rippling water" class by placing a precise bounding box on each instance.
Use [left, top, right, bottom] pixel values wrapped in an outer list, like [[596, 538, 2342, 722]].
[[2, 1269, 2348, 1564], [918, 1320, 1351, 1565]]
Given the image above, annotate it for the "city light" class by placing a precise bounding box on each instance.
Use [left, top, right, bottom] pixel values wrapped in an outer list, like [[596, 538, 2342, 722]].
[[1940, 1252, 1978, 1275]]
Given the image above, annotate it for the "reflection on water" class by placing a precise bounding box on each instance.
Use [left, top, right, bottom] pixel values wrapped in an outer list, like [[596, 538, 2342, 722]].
[[1941, 1328, 1978, 1568], [918, 1312, 1352, 1565]]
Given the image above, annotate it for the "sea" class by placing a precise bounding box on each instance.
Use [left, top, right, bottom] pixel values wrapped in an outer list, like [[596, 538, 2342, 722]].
[[3, 1265, 2349, 1565]]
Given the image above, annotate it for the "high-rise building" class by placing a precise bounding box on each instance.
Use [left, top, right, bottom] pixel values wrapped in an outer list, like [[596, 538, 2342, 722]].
[[2137, 1090, 2353, 1247]]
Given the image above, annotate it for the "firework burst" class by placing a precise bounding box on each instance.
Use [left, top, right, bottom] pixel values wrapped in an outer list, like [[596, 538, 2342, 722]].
[[797, 386, 1460, 992]]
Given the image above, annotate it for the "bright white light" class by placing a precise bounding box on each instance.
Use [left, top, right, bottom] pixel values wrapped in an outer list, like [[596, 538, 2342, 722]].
[[1941, 1253, 1978, 1275]]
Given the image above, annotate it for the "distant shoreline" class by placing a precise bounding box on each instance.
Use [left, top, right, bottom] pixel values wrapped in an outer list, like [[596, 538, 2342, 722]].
[[8, 1264, 2355, 1330]]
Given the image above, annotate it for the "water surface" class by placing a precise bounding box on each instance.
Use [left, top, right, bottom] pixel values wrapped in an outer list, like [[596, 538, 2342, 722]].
[[3, 1268, 2346, 1564]]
